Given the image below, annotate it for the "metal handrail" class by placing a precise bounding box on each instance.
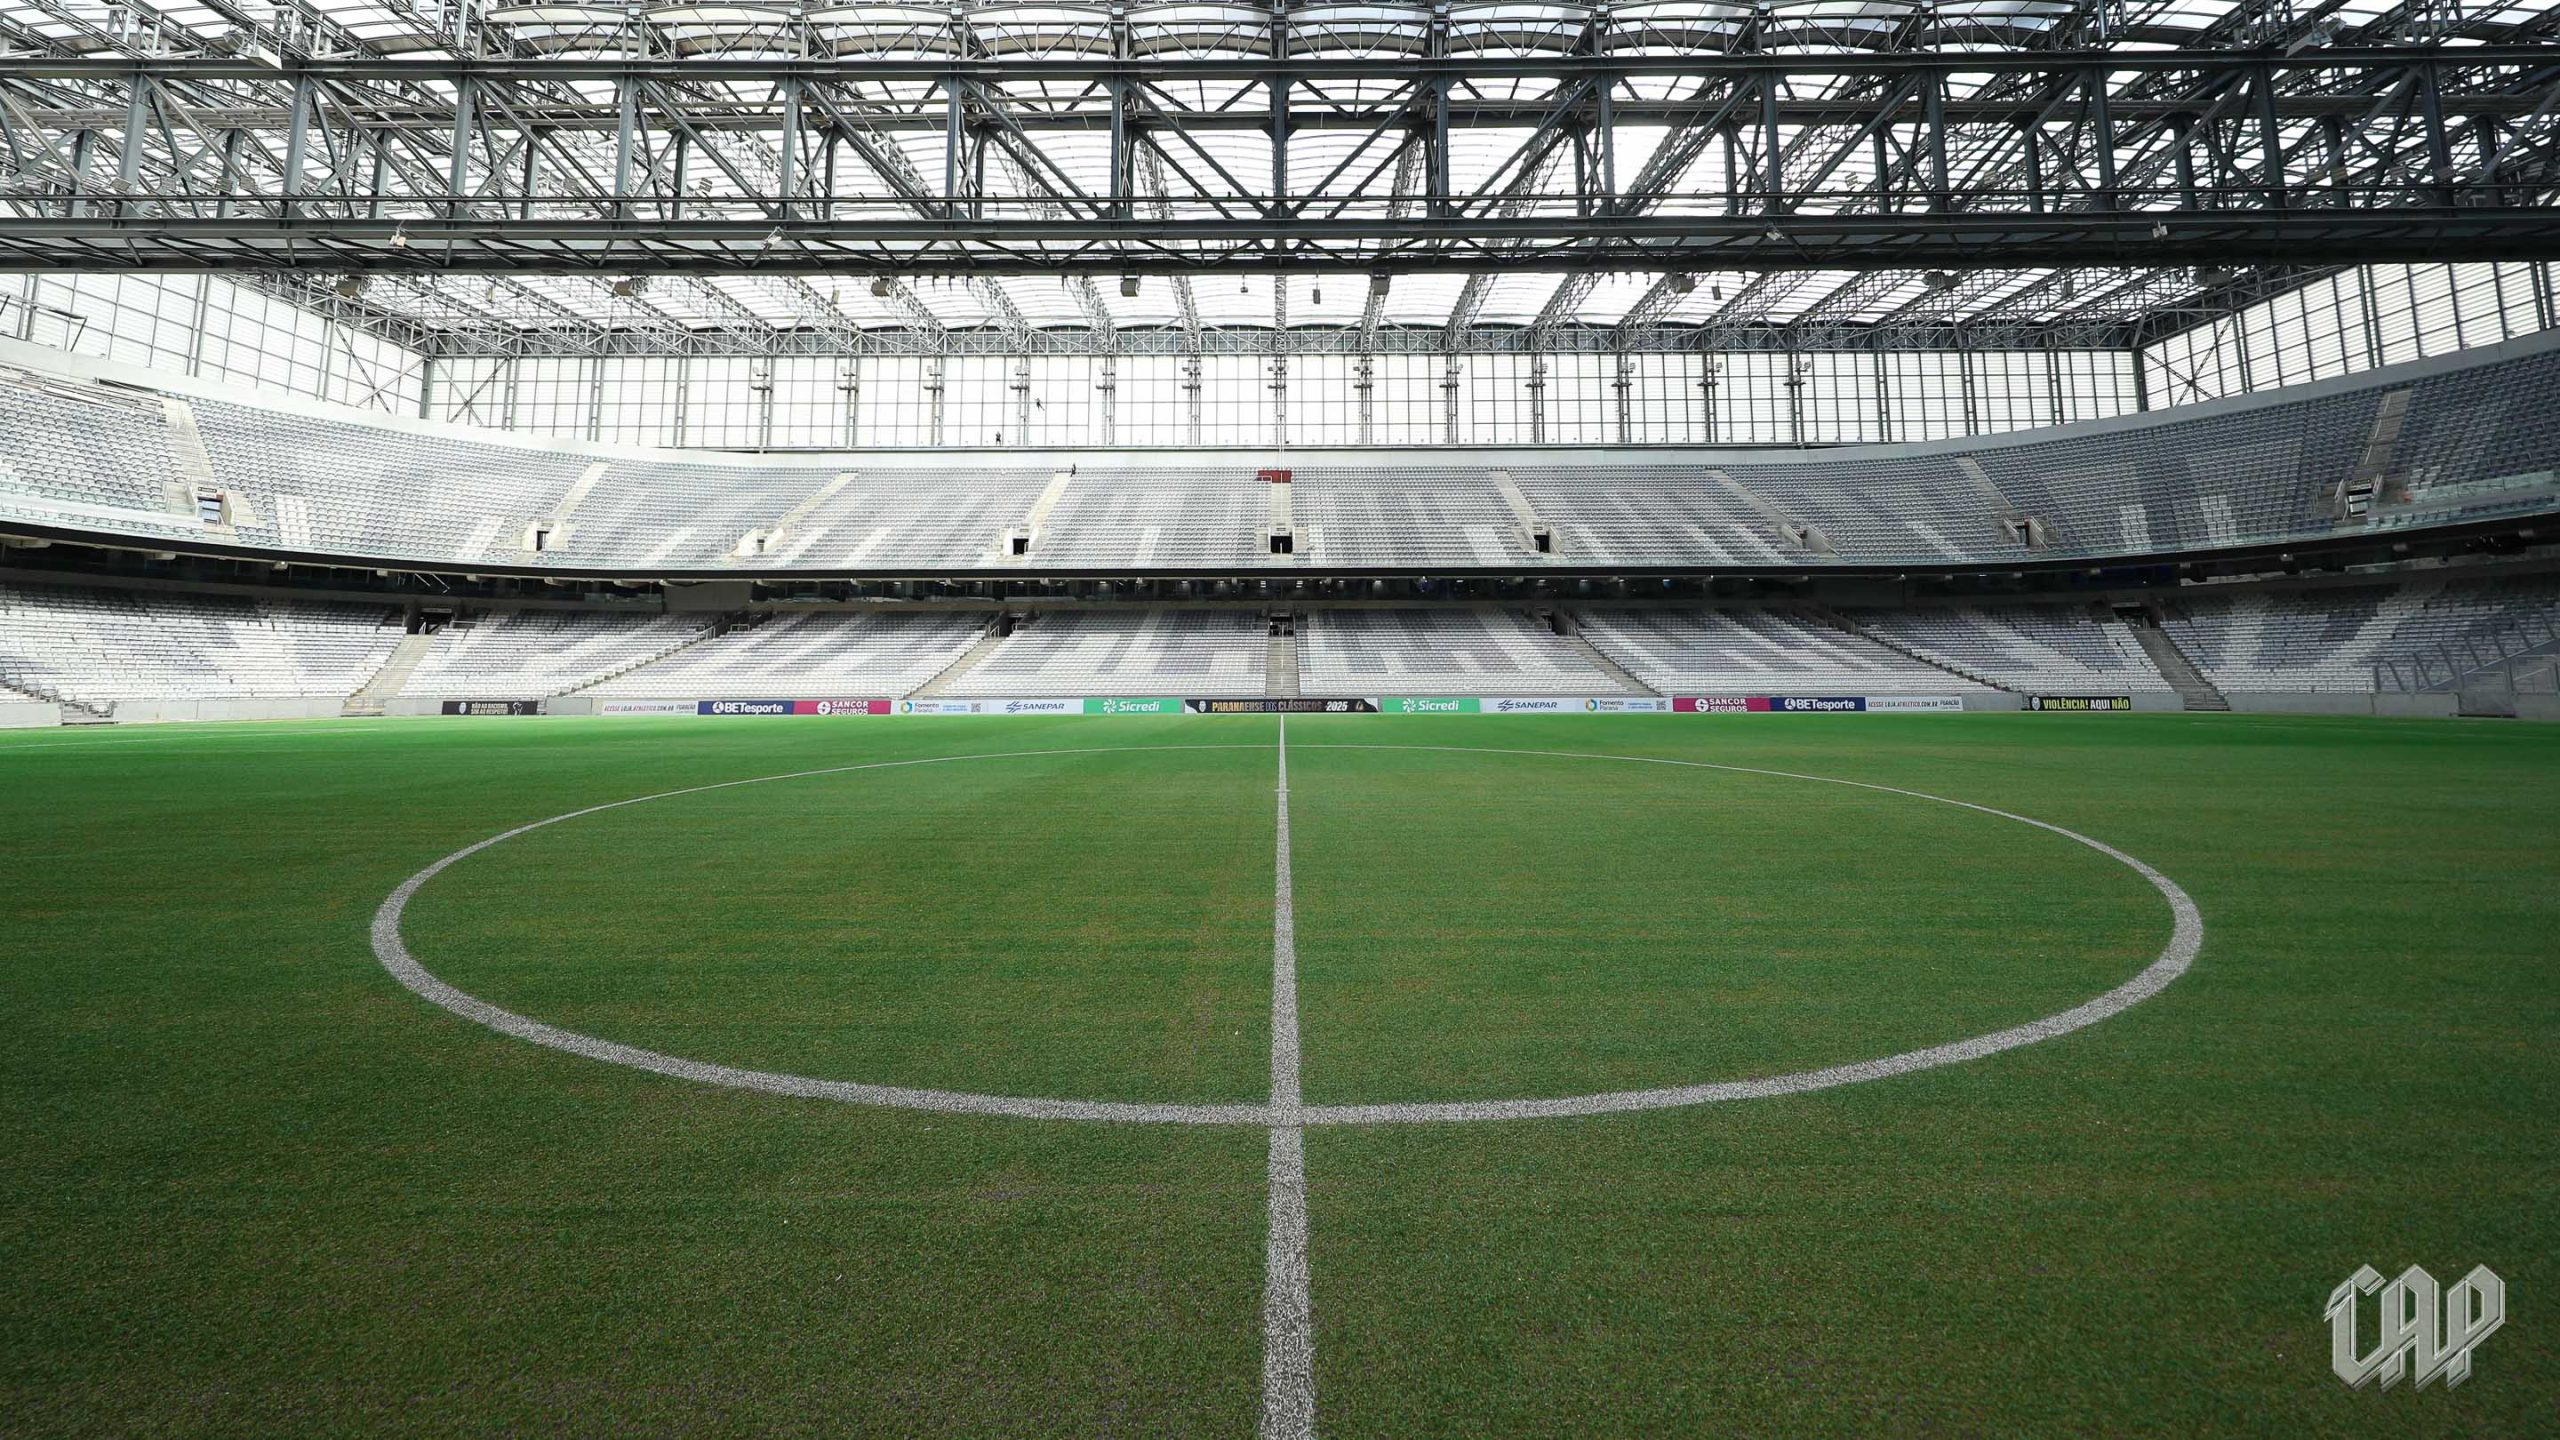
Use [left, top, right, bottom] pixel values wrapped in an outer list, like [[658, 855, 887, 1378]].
[[2372, 611, 2560, 693]]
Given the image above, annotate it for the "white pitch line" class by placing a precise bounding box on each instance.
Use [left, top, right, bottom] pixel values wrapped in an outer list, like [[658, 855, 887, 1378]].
[[1260, 716, 1318, 1440], [371, 745, 1280, 1125], [369, 741, 2203, 1130], [1270, 717, 1304, 1116]]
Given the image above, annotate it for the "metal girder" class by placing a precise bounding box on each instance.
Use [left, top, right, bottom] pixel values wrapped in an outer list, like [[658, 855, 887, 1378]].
[[4, 46, 2558, 278], [388, 318, 2139, 362], [1136, 146, 1200, 353]]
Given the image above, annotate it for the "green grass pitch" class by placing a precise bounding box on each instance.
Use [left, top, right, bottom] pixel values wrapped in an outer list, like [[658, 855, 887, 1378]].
[[2, 711, 2553, 1435]]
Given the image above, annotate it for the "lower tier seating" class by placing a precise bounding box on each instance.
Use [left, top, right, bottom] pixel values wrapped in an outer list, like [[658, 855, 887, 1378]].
[[943, 610, 1268, 697], [0, 581, 398, 705], [592, 611, 988, 698], [400, 610, 711, 699], [1852, 606, 2176, 693], [2163, 576, 2560, 692], [5, 574, 2554, 711], [1299, 608, 1629, 695], [1577, 609, 1992, 695]]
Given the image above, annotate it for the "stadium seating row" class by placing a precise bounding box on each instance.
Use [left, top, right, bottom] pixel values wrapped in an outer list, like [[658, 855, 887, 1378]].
[[7, 336, 2559, 574], [0, 582, 398, 704], [5, 578, 2553, 712]]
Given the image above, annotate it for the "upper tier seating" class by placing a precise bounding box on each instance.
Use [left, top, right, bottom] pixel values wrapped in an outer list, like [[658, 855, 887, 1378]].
[[591, 611, 987, 697], [401, 610, 710, 698], [556, 461, 817, 570], [795, 467, 1060, 569], [8, 337, 2560, 573], [0, 582, 399, 705], [1289, 468, 1538, 568], [2163, 576, 2560, 692], [1577, 609, 1990, 695], [0, 373, 185, 540], [1298, 608, 1629, 694], [942, 609, 1268, 696], [1854, 607, 2176, 693], [188, 396, 590, 561], [1033, 468, 1272, 569], [1503, 465, 1790, 567]]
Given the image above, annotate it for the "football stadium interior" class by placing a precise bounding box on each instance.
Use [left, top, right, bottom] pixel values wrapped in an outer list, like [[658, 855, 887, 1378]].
[[3, 0, 2556, 1433]]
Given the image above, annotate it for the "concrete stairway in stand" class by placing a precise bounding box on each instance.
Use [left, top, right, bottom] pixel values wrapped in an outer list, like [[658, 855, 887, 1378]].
[[1266, 630, 1301, 697], [1553, 613, 1656, 695], [1797, 603, 2005, 690], [2126, 613, 2230, 711], [341, 632, 434, 716], [555, 614, 746, 697], [909, 618, 1011, 698]]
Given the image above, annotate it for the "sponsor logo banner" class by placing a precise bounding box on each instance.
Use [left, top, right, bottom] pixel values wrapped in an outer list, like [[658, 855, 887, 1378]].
[[599, 700, 694, 716], [792, 699, 891, 716], [440, 700, 538, 716], [899, 699, 983, 715], [1184, 697, 1381, 714], [1380, 697, 1480, 714], [2027, 694, 2135, 711], [1673, 695, 1893, 713], [1082, 697, 1182, 715], [698, 699, 791, 716], [1584, 697, 1671, 713], [1482, 697, 1578, 714]]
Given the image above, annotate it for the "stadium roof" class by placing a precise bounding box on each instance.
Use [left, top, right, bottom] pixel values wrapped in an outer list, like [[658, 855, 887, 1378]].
[[4, 0, 2558, 357]]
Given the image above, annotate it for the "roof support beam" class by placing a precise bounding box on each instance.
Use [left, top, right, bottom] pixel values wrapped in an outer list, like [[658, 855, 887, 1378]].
[[10, 47, 2552, 276]]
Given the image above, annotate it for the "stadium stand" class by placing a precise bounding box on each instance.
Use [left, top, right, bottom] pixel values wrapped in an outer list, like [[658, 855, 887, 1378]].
[[1503, 465, 1791, 566], [0, 369, 188, 542], [398, 611, 712, 699], [940, 610, 1269, 696], [590, 611, 988, 697], [2161, 576, 2560, 693], [1032, 468, 1273, 570], [1577, 609, 1991, 695], [1299, 609, 1631, 695], [1853, 607, 2177, 694], [1288, 469, 1540, 568], [11, 334, 2555, 576], [0, 582, 399, 705], [186, 396, 591, 562], [4, 577, 2556, 717], [792, 468, 1056, 569], [554, 461, 817, 570]]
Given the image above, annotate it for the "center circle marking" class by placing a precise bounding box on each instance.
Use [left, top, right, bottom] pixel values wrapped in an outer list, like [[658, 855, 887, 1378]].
[[369, 742, 2203, 1126]]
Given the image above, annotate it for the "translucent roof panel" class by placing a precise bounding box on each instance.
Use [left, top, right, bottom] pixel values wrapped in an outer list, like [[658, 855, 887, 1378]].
[[31, 0, 2548, 353]]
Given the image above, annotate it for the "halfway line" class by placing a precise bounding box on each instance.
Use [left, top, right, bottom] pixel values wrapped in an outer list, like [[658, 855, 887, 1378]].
[[1260, 716, 1317, 1440]]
